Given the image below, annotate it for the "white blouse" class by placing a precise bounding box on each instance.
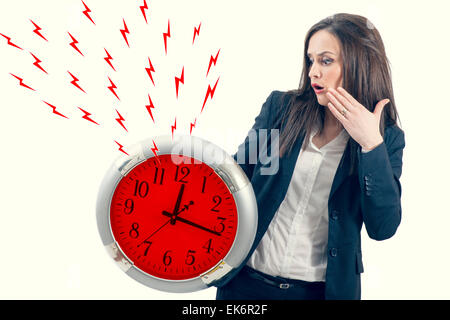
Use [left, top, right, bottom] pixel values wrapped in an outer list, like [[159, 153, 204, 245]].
[[246, 127, 350, 282]]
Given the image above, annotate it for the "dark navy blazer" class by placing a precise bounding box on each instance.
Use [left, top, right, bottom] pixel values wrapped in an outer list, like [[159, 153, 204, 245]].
[[214, 90, 405, 300]]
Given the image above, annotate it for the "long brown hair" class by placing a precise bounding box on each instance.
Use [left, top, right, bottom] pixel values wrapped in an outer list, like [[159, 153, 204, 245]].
[[278, 13, 400, 173]]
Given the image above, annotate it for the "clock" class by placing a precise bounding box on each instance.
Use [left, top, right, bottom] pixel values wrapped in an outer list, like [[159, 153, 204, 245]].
[[96, 135, 257, 293]]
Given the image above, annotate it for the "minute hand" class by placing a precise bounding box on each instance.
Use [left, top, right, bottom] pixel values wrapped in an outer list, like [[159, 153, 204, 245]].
[[161, 211, 221, 236]]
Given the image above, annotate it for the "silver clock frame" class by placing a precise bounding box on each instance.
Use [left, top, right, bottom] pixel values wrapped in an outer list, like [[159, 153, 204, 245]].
[[96, 135, 258, 293]]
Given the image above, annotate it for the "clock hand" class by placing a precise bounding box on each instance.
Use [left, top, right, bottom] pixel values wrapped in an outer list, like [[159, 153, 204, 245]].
[[172, 184, 185, 213], [137, 219, 172, 247], [162, 211, 222, 236], [170, 183, 186, 224], [182, 200, 195, 211], [137, 201, 195, 247], [167, 200, 194, 216]]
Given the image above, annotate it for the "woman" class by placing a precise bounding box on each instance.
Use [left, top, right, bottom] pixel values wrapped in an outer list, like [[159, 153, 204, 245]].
[[215, 13, 405, 300]]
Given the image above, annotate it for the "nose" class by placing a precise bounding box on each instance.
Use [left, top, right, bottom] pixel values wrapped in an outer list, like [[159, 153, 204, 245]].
[[308, 61, 321, 79]]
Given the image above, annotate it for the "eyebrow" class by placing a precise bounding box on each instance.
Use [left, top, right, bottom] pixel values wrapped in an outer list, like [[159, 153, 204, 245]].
[[306, 51, 336, 57]]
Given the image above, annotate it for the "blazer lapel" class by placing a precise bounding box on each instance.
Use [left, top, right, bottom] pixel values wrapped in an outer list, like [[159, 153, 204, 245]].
[[279, 129, 353, 202], [329, 140, 352, 201], [249, 131, 306, 254]]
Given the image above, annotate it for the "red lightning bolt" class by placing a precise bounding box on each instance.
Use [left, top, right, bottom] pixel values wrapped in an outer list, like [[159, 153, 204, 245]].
[[175, 66, 184, 99], [145, 57, 155, 86], [10, 73, 35, 91], [201, 77, 220, 113], [140, 0, 149, 24], [81, 0, 95, 25], [150, 140, 161, 166], [68, 32, 83, 56], [145, 94, 156, 123], [30, 52, 48, 74], [192, 23, 201, 45], [68, 71, 86, 93], [43, 101, 69, 119], [30, 20, 48, 41], [206, 49, 220, 77], [115, 141, 129, 156], [163, 20, 170, 55], [104, 48, 116, 71], [107, 77, 120, 100], [78, 107, 99, 125], [120, 19, 130, 48], [171, 118, 177, 139], [115, 109, 128, 132], [0, 33, 23, 50], [190, 118, 197, 135]]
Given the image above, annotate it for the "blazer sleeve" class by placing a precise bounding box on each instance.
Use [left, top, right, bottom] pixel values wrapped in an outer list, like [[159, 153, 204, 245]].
[[232, 91, 276, 180], [358, 125, 406, 240]]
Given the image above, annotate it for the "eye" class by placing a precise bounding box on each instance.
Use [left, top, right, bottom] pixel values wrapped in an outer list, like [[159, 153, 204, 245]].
[[307, 57, 333, 65]]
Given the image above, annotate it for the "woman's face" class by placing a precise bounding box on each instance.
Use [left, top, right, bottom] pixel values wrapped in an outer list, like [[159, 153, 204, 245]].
[[307, 29, 343, 107]]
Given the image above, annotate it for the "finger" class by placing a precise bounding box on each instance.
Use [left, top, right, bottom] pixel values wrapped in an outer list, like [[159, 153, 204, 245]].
[[336, 87, 363, 109], [326, 90, 351, 115], [374, 99, 390, 117], [327, 101, 348, 124], [328, 87, 355, 111]]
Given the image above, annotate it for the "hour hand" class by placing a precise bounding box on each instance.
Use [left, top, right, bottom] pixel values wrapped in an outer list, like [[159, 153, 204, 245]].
[[172, 184, 185, 215]]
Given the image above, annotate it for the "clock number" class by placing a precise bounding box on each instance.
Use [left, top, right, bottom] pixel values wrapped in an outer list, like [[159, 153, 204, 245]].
[[143, 241, 152, 256], [163, 250, 172, 266], [174, 166, 190, 183], [211, 195, 222, 212], [203, 239, 213, 254], [134, 180, 149, 198], [201, 176, 207, 193], [129, 222, 139, 239], [214, 217, 226, 233], [153, 167, 165, 185], [124, 198, 134, 214], [185, 250, 196, 265]]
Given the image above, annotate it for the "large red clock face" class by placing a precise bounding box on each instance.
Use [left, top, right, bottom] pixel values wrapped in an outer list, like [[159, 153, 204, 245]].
[[109, 154, 238, 281]]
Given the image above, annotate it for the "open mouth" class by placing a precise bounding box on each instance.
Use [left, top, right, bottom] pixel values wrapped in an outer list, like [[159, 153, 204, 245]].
[[312, 84, 324, 92]]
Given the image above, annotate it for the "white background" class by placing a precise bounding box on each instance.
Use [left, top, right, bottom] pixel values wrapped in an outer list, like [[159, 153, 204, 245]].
[[0, 0, 449, 299]]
